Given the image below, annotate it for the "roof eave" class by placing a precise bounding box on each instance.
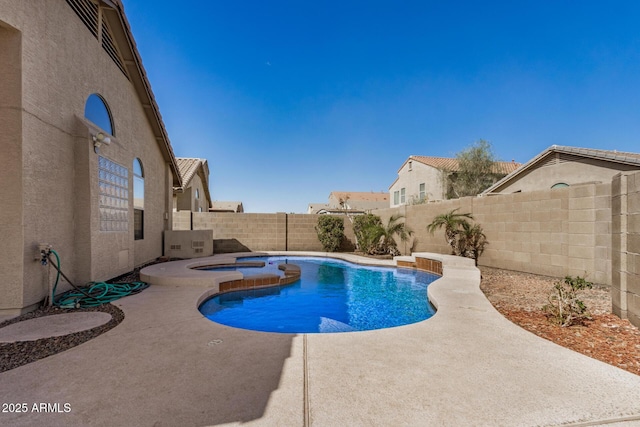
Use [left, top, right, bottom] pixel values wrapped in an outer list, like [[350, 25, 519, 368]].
[[103, 2, 182, 188]]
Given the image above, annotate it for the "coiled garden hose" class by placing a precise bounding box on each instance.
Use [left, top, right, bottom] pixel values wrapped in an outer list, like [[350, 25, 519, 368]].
[[47, 249, 149, 308]]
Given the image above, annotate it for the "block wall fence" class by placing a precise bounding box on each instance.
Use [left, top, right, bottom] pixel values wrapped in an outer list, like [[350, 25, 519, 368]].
[[612, 172, 640, 326], [176, 212, 356, 253], [173, 170, 640, 327]]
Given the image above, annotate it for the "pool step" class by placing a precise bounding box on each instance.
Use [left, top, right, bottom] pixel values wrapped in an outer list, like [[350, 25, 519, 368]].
[[218, 263, 301, 292]]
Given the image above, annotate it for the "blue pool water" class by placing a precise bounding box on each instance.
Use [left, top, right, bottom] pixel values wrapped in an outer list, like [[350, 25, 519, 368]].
[[199, 256, 438, 333]]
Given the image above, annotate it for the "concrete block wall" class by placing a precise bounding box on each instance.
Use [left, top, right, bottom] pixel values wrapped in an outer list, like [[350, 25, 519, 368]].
[[286, 214, 324, 251], [612, 171, 640, 327], [186, 182, 613, 288], [193, 212, 287, 252], [173, 211, 191, 231], [190, 213, 355, 253], [365, 183, 611, 284]]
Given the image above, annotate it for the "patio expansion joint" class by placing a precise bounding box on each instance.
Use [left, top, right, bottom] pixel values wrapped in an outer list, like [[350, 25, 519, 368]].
[[303, 333, 309, 427]]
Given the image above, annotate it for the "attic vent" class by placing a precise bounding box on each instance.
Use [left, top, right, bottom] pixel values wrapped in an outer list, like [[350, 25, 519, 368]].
[[170, 244, 181, 250], [65, 0, 129, 80], [101, 18, 128, 76], [192, 241, 205, 249], [558, 153, 583, 164], [66, 0, 98, 38], [540, 156, 557, 168]]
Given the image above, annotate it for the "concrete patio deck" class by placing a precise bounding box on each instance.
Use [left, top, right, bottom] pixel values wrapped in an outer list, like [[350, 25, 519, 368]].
[[1, 252, 640, 426]]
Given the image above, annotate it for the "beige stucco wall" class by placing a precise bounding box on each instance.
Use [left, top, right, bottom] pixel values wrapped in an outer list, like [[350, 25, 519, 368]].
[[492, 157, 639, 194], [0, 19, 24, 311], [181, 173, 209, 212], [0, 1, 173, 314], [389, 162, 446, 207], [612, 171, 640, 327]]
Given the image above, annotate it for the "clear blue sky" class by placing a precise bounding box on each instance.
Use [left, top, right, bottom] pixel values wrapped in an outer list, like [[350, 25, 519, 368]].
[[123, 1, 640, 213]]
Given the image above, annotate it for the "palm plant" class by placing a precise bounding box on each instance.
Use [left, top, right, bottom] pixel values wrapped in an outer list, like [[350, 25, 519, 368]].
[[457, 221, 488, 265], [426, 209, 474, 254], [356, 214, 412, 256], [377, 214, 413, 256]]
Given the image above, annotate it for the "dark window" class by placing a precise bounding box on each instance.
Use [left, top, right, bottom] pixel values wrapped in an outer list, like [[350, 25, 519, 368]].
[[134, 209, 144, 240], [133, 158, 144, 240], [85, 94, 114, 135]]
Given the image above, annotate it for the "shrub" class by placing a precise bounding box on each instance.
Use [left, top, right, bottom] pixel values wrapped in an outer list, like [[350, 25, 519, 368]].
[[353, 214, 382, 253], [315, 215, 345, 252], [353, 213, 412, 256], [427, 209, 487, 265], [543, 276, 594, 327]]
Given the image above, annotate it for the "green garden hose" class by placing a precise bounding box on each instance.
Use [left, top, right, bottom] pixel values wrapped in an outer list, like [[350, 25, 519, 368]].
[[53, 281, 149, 308], [48, 249, 149, 308], [49, 249, 62, 305]]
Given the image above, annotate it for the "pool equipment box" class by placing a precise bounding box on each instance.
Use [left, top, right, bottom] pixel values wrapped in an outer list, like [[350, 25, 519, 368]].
[[164, 230, 214, 258]]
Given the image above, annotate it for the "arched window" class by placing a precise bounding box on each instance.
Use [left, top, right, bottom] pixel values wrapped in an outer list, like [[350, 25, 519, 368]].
[[84, 94, 114, 135], [551, 183, 569, 189], [133, 158, 144, 240]]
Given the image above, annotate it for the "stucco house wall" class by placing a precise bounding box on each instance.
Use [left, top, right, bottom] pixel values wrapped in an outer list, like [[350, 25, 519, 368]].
[[389, 162, 445, 207], [483, 147, 640, 195], [0, 1, 177, 314], [175, 172, 209, 212], [173, 158, 212, 214], [490, 157, 639, 194]]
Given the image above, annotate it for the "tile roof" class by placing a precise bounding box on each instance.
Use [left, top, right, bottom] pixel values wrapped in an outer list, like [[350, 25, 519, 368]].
[[329, 191, 389, 202], [409, 156, 521, 174], [175, 158, 203, 187], [174, 157, 212, 205], [550, 145, 640, 165]]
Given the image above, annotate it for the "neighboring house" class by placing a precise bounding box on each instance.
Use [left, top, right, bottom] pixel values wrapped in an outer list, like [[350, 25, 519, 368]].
[[308, 191, 388, 214], [389, 155, 520, 207], [173, 158, 212, 213], [307, 203, 328, 214], [210, 201, 244, 213], [0, 0, 183, 314], [482, 145, 640, 195]]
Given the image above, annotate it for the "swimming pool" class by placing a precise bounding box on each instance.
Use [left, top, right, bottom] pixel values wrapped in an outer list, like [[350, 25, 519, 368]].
[[199, 256, 438, 333]]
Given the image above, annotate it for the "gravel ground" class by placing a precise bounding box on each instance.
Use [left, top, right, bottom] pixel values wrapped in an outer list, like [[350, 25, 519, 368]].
[[480, 266, 640, 376], [0, 259, 163, 373], [0, 304, 124, 373]]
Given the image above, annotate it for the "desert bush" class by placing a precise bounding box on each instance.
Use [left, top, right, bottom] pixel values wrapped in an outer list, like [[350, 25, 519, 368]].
[[315, 215, 344, 252], [353, 214, 412, 256], [353, 214, 383, 253], [543, 276, 593, 327]]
